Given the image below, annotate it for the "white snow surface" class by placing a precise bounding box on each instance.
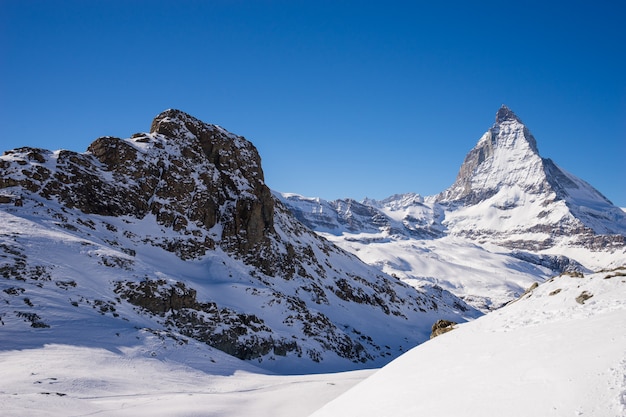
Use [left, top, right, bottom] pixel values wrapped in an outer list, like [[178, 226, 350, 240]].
[[311, 268, 626, 417], [321, 232, 553, 311], [280, 191, 626, 311], [0, 341, 374, 417]]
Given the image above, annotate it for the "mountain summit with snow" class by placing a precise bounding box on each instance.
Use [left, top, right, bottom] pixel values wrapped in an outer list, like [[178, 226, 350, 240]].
[[280, 105, 626, 310], [435, 104, 626, 249], [436, 104, 542, 204]]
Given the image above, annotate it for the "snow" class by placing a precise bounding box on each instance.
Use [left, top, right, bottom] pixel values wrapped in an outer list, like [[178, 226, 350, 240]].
[[321, 232, 551, 311], [311, 269, 626, 417], [0, 343, 374, 417], [3, 268, 623, 417]]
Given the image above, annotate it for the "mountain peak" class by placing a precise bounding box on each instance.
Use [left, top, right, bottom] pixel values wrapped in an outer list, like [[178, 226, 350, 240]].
[[433, 106, 626, 244], [434, 106, 543, 205], [495, 104, 522, 124]]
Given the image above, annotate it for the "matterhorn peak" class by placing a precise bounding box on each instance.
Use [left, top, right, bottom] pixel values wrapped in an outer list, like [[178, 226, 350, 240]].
[[432, 105, 626, 245], [434, 106, 544, 205], [490, 105, 539, 153], [495, 104, 522, 124]]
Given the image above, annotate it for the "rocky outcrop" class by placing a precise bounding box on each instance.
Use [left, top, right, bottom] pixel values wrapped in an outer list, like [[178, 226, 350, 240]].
[[430, 319, 457, 339], [114, 279, 301, 360], [0, 110, 278, 265], [1, 109, 474, 372]]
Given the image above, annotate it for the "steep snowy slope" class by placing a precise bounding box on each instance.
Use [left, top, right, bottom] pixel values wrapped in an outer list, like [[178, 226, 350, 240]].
[[311, 267, 626, 417], [280, 106, 626, 310], [0, 110, 478, 374]]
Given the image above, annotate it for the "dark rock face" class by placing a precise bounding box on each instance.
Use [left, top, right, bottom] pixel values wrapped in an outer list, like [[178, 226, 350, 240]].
[[147, 110, 275, 253], [0, 110, 276, 263], [495, 104, 522, 124], [114, 279, 300, 360]]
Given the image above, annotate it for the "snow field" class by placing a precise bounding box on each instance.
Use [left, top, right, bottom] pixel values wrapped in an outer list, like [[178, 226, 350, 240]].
[[0, 343, 374, 417], [310, 270, 626, 417]]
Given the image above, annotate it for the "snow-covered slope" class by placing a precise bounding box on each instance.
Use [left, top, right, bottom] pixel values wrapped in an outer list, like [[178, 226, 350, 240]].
[[0, 339, 375, 417], [0, 110, 478, 375], [311, 267, 626, 417], [280, 106, 626, 311]]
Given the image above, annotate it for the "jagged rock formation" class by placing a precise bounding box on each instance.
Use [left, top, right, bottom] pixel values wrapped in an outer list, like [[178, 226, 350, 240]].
[[1, 110, 276, 263], [0, 109, 479, 373]]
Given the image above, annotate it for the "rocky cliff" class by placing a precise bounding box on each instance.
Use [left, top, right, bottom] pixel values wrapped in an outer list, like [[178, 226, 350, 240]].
[[0, 110, 478, 373]]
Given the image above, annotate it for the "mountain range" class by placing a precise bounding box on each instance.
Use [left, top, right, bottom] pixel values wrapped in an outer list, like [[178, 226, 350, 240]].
[[280, 105, 626, 310], [1, 106, 625, 415]]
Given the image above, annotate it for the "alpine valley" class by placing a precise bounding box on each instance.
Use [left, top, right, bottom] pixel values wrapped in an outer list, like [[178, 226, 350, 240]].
[[1, 106, 625, 417]]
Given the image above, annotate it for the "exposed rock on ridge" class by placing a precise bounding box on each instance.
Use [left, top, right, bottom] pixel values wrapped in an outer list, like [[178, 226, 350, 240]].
[[0, 109, 479, 373]]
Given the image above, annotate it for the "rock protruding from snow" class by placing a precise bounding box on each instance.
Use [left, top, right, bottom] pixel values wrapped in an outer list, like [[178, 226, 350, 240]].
[[429, 319, 457, 339]]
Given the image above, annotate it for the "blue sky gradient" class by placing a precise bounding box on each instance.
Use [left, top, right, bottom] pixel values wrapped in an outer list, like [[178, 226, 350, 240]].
[[2, 1, 625, 205]]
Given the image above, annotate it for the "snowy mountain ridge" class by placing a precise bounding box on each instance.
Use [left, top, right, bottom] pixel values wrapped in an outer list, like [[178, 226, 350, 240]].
[[280, 106, 626, 310], [0, 109, 478, 375]]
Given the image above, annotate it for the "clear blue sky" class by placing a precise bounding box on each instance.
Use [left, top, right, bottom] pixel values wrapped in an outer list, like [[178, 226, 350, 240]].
[[2, 1, 625, 206]]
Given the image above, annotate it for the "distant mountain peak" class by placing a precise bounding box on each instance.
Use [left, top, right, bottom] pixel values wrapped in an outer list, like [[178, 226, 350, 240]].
[[495, 104, 522, 124], [434, 106, 542, 205], [431, 105, 626, 245]]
